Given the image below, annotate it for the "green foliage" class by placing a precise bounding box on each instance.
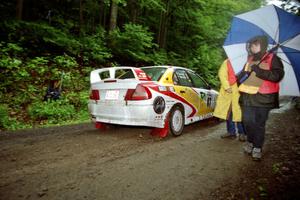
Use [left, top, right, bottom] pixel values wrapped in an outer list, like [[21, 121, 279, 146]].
[[53, 55, 77, 69], [81, 28, 112, 64], [0, 105, 10, 129], [0, 43, 23, 91], [2, 42, 23, 54], [26, 57, 49, 77], [149, 49, 169, 65], [28, 99, 76, 124], [0, 104, 29, 130], [27, 92, 90, 126], [2, 21, 81, 55], [0, 42, 23, 67], [0, 42, 23, 95], [188, 44, 224, 87], [65, 91, 89, 110], [0, 47, 49, 107], [138, 0, 165, 11], [65, 91, 90, 123], [109, 23, 156, 62], [0, 0, 265, 130]]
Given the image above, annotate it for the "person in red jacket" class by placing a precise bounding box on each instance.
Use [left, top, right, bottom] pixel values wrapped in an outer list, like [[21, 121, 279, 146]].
[[238, 35, 284, 161]]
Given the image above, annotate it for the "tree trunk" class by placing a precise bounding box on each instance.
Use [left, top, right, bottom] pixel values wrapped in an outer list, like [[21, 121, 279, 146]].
[[109, 0, 118, 31], [128, 0, 138, 23], [157, 0, 170, 48], [80, 0, 84, 35], [99, 0, 105, 26], [157, 11, 164, 47], [16, 0, 24, 20]]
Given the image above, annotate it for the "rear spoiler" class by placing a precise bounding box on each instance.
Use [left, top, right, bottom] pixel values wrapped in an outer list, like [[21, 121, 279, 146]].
[[90, 67, 150, 84]]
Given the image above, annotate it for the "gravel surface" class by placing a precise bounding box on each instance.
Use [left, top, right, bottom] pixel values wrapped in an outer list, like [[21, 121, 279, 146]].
[[0, 98, 299, 200]]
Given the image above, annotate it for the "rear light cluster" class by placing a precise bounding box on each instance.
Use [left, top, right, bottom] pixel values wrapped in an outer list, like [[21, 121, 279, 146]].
[[89, 84, 152, 101], [125, 84, 152, 101], [90, 90, 100, 100]]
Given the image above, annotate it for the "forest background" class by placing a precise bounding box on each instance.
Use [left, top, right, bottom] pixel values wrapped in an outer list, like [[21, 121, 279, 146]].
[[0, 0, 293, 130]]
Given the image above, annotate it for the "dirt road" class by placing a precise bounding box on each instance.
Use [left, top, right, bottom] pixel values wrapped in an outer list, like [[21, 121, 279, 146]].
[[0, 99, 299, 200]]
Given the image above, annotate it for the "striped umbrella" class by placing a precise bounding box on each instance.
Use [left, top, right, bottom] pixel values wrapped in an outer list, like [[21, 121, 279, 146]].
[[223, 5, 300, 96]]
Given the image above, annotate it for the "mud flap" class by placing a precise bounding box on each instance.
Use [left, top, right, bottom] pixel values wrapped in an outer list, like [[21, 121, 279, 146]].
[[95, 122, 107, 131], [150, 114, 169, 138]]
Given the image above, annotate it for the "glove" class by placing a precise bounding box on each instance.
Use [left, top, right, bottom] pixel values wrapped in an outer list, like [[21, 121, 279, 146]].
[[250, 64, 260, 73], [225, 88, 232, 93], [237, 71, 250, 84]]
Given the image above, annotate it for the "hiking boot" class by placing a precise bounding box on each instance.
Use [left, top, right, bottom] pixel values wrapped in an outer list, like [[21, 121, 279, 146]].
[[220, 133, 236, 139], [252, 147, 262, 161], [243, 142, 253, 155], [239, 134, 247, 142]]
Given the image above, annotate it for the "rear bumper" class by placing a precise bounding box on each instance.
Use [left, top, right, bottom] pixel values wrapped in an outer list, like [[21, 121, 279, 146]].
[[88, 100, 166, 128]]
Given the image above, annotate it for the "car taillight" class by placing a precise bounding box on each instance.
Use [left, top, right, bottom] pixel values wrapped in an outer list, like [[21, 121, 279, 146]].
[[90, 89, 100, 100], [125, 84, 152, 100]]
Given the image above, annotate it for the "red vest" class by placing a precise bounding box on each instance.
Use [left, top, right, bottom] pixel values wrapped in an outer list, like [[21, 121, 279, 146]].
[[227, 59, 237, 85], [248, 53, 280, 94]]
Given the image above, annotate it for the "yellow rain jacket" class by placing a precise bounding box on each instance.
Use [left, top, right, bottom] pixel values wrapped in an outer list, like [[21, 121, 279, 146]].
[[213, 59, 242, 122]]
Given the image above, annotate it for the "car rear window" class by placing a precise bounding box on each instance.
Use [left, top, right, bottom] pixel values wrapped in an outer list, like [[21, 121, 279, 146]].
[[142, 67, 167, 81]]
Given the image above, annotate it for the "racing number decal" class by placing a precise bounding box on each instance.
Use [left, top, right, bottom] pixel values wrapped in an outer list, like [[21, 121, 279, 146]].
[[207, 93, 212, 108], [200, 91, 213, 108], [200, 92, 205, 99]]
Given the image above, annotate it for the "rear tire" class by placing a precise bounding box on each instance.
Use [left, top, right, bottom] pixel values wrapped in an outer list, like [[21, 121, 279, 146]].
[[169, 106, 184, 136]]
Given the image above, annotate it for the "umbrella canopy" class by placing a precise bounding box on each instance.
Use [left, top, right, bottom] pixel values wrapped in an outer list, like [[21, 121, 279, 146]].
[[223, 5, 300, 96]]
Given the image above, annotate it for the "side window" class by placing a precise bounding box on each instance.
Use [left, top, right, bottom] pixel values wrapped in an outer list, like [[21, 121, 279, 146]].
[[187, 71, 207, 88], [173, 69, 193, 87], [142, 67, 167, 81], [116, 69, 135, 79], [173, 73, 179, 85]]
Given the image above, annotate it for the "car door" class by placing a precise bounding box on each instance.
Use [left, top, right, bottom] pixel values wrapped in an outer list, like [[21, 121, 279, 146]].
[[172, 69, 200, 117], [186, 70, 216, 116]]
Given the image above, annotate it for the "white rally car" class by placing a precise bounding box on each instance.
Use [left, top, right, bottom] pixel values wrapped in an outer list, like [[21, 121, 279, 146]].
[[88, 66, 218, 137]]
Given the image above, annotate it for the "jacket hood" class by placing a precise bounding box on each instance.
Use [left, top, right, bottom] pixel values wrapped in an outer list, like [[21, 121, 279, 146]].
[[246, 35, 268, 60]]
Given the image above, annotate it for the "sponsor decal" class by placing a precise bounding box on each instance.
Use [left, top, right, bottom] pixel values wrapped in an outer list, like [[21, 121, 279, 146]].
[[200, 92, 205, 99], [168, 86, 175, 92], [158, 86, 167, 91], [149, 86, 197, 118], [199, 91, 215, 109], [155, 115, 163, 120], [199, 112, 213, 120], [153, 96, 166, 114], [134, 69, 151, 81]]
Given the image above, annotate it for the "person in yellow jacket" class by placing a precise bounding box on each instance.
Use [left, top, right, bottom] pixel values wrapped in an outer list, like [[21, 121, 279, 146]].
[[213, 59, 246, 141]]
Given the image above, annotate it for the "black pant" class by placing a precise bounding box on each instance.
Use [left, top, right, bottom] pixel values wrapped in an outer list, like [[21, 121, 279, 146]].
[[242, 106, 270, 148]]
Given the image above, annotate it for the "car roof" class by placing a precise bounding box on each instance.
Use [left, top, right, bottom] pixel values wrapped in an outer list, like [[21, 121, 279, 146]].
[[141, 65, 194, 72]]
